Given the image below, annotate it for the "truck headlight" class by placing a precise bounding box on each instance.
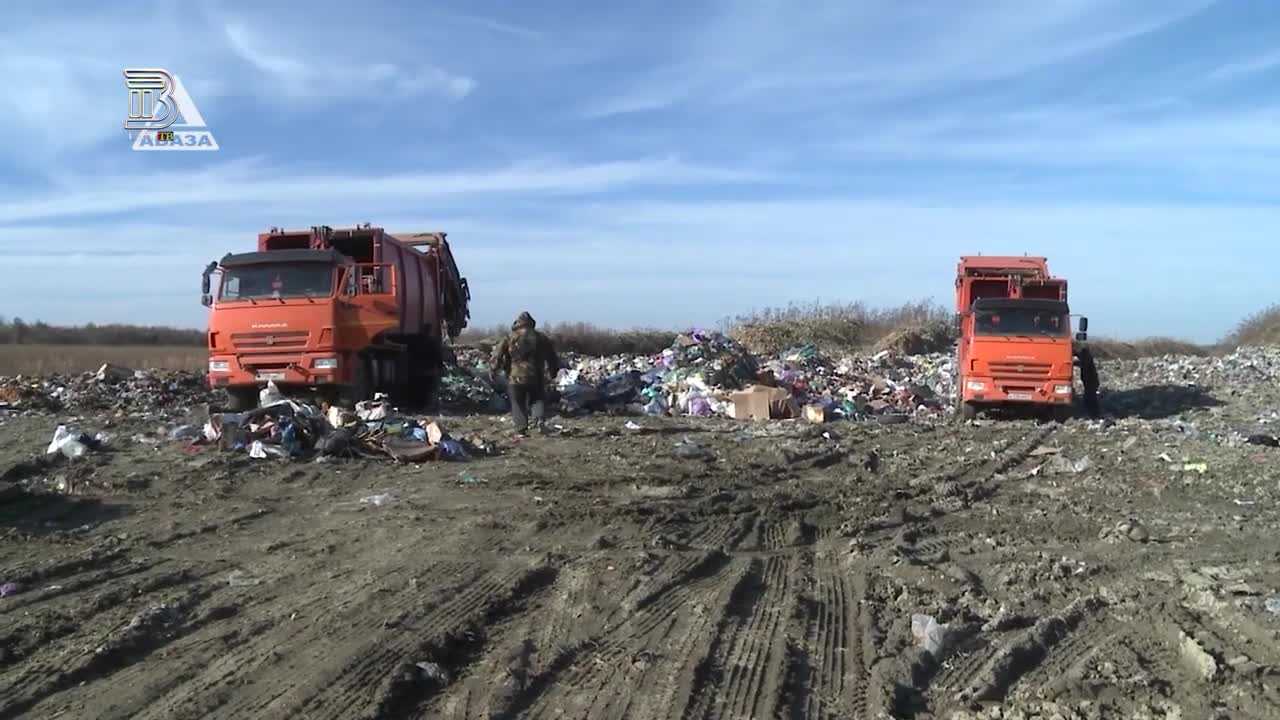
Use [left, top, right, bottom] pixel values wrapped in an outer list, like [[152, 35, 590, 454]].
[[1054, 384, 1072, 395], [313, 358, 339, 369], [209, 360, 230, 372], [966, 380, 986, 392]]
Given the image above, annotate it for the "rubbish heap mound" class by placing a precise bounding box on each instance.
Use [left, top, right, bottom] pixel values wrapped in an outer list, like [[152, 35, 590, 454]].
[[1101, 345, 1280, 391], [547, 331, 956, 421], [439, 347, 505, 410], [872, 322, 955, 356], [1, 364, 215, 418], [185, 382, 493, 463], [554, 330, 758, 416]]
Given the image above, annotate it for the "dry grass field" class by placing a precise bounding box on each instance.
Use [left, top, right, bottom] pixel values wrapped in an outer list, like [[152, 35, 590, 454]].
[[0, 345, 206, 375], [3, 303, 1280, 376]]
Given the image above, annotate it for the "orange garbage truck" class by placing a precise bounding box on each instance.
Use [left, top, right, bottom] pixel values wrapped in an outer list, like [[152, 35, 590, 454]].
[[954, 255, 1097, 422], [201, 225, 470, 410]]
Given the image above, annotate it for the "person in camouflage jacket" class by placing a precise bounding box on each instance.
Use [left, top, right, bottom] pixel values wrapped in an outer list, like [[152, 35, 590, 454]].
[[491, 311, 563, 436]]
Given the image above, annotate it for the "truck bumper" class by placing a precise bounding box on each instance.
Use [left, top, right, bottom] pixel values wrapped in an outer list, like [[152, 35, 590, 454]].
[[206, 352, 353, 389], [961, 377, 1074, 405]]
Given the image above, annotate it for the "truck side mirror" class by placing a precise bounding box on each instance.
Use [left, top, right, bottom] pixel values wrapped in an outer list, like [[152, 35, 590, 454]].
[[200, 261, 217, 306], [1079, 317, 1088, 333]]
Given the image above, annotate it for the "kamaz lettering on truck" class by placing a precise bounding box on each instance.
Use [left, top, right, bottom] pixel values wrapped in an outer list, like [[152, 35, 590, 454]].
[[201, 225, 470, 411]]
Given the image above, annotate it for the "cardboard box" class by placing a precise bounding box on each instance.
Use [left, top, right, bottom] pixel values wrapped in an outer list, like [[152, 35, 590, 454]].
[[425, 421, 446, 445], [731, 385, 798, 421], [803, 404, 829, 424], [730, 385, 772, 421]]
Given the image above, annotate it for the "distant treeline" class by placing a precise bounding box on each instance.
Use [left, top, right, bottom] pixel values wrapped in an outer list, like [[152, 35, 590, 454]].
[[0, 318, 204, 346]]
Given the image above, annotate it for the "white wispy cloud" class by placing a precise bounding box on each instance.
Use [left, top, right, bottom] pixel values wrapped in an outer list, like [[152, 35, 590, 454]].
[[1207, 49, 1280, 81], [222, 23, 475, 100], [834, 104, 1280, 185], [0, 156, 769, 226], [432, 9, 544, 40], [581, 0, 1217, 118]]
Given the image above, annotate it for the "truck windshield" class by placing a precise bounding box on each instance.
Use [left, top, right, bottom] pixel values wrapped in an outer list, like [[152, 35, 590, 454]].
[[220, 264, 335, 301], [974, 307, 1069, 337]]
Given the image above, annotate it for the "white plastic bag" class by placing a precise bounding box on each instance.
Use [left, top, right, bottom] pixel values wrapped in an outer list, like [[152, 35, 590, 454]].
[[47, 425, 88, 459], [911, 614, 952, 657], [258, 380, 284, 407]]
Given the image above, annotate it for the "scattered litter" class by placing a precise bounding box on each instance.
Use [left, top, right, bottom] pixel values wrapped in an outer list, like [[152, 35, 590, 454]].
[[227, 570, 263, 587], [170, 424, 202, 441], [259, 380, 285, 407], [360, 493, 395, 507], [1100, 518, 1151, 543], [95, 363, 137, 382], [911, 613, 954, 657], [0, 582, 23, 597], [673, 438, 714, 461], [1029, 446, 1063, 457], [414, 661, 452, 684], [1264, 595, 1280, 616], [45, 425, 105, 460], [1179, 631, 1219, 681], [1047, 454, 1091, 475], [1182, 462, 1208, 474]]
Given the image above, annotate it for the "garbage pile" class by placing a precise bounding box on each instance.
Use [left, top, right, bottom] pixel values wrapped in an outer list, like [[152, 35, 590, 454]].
[[553, 330, 759, 416], [179, 382, 491, 463], [0, 378, 60, 412], [756, 345, 956, 418], [1, 364, 214, 418], [438, 348, 505, 410], [1103, 346, 1280, 391], [546, 331, 956, 421]]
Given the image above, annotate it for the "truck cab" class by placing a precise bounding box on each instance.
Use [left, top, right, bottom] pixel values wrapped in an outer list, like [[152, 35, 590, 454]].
[[955, 256, 1086, 422], [203, 247, 398, 409]]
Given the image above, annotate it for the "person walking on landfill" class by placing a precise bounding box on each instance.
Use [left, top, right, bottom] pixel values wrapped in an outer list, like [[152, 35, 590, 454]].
[[491, 311, 563, 437]]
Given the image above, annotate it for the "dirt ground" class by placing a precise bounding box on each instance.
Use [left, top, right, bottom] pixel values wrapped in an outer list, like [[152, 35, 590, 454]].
[[3, 377, 1280, 719]]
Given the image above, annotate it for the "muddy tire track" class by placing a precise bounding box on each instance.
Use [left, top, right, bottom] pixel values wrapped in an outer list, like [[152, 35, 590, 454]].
[[679, 554, 794, 720]]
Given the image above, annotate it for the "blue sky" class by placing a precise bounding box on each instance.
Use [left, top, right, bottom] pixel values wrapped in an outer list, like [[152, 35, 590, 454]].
[[1, 0, 1278, 342]]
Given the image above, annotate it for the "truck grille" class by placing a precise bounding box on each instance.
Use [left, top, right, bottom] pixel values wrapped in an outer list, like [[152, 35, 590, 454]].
[[230, 331, 308, 350], [988, 361, 1052, 380]]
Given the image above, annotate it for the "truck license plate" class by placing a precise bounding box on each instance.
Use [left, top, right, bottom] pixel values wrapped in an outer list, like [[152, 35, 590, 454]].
[[1008, 391, 1032, 401], [257, 371, 286, 381]]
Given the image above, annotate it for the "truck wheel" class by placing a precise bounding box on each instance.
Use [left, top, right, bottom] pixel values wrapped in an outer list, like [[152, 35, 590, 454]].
[[423, 373, 441, 410], [226, 387, 257, 412], [347, 355, 374, 406], [959, 401, 978, 422], [1052, 406, 1073, 424]]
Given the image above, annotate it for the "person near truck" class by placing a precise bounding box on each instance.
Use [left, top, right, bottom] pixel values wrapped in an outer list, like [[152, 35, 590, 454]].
[[1074, 345, 1101, 417], [491, 311, 563, 437]]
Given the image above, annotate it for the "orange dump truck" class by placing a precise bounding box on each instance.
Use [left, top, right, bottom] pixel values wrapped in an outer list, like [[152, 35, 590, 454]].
[[954, 256, 1091, 422], [201, 225, 470, 410]]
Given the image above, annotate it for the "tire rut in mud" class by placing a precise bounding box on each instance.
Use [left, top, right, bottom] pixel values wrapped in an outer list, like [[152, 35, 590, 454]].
[[680, 554, 794, 720], [361, 563, 561, 720], [0, 572, 214, 720]]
